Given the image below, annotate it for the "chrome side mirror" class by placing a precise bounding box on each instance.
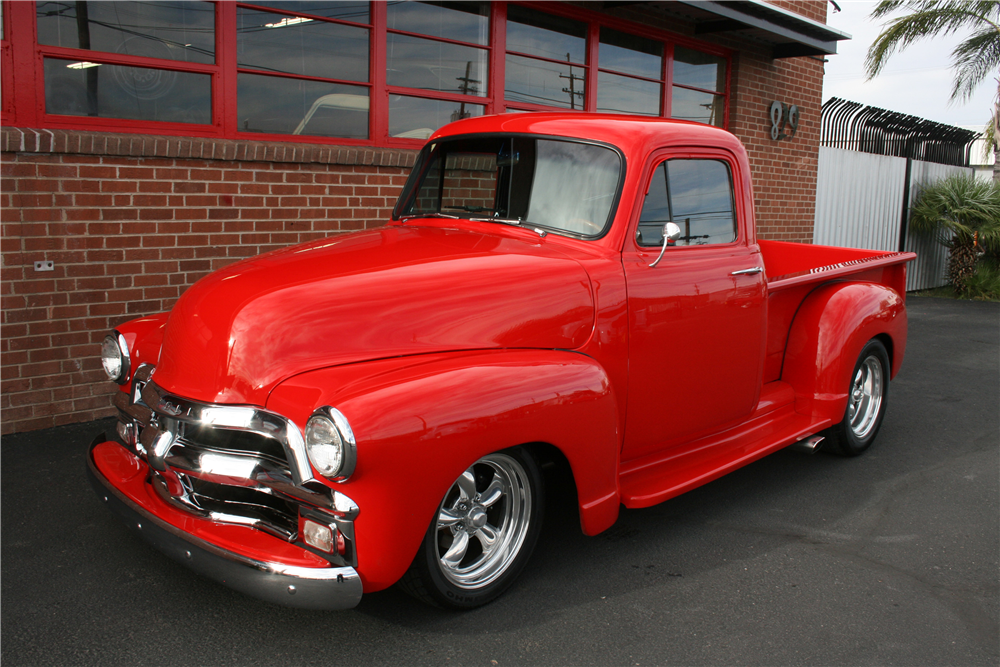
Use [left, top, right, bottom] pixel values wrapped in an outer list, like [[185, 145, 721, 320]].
[[649, 222, 682, 267]]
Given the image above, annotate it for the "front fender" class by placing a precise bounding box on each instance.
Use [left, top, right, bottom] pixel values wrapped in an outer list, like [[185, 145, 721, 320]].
[[266, 349, 621, 592], [782, 281, 906, 424]]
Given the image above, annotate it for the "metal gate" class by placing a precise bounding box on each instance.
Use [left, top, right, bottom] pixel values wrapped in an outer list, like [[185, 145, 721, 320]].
[[814, 98, 977, 291]]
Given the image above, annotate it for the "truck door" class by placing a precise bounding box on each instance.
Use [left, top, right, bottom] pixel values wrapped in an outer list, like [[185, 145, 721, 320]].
[[621, 153, 766, 463]]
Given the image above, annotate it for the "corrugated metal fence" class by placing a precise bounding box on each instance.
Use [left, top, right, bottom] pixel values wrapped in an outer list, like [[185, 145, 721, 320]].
[[813, 146, 973, 291]]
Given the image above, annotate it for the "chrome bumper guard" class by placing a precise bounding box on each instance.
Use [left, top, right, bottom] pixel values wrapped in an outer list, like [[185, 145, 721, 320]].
[[87, 437, 363, 610]]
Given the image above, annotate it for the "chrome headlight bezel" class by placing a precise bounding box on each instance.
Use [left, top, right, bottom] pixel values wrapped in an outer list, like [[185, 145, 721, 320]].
[[304, 407, 357, 481], [101, 331, 130, 385]]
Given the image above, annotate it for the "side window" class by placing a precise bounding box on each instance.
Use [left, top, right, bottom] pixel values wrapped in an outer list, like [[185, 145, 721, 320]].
[[637, 159, 736, 247]]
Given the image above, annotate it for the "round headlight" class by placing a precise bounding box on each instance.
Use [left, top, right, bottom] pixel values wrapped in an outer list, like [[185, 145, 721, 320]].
[[101, 333, 130, 385], [305, 414, 345, 477]]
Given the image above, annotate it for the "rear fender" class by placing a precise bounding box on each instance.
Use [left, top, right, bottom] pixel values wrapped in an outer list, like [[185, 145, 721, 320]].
[[782, 281, 906, 423], [266, 349, 621, 592]]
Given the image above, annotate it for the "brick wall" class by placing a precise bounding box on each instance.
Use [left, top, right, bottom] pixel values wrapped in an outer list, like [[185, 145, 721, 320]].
[[1, 129, 415, 434]]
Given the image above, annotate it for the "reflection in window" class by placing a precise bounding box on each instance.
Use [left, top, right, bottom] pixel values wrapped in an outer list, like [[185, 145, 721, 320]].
[[387, 33, 487, 96], [36, 1, 215, 64], [44, 58, 211, 124], [597, 71, 660, 115], [637, 160, 735, 246], [505, 54, 585, 110], [387, 2, 488, 44], [599, 28, 662, 80], [249, 2, 370, 24], [238, 73, 368, 138], [671, 87, 724, 127], [674, 46, 726, 92], [389, 95, 484, 140], [506, 5, 585, 63], [237, 9, 368, 82]]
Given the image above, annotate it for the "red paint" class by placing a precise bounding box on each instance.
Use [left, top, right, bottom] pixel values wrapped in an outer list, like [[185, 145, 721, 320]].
[[99, 114, 915, 597]]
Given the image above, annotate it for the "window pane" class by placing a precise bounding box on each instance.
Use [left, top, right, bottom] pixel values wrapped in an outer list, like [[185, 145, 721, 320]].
[[671, 87, 724, 126], [238, 73, 368, 138], [506, 5, 585, 63], [247, 2, 370, 24], [674, 46, 725, 92], [505, 54, 585, 109], [667, 160, 735, 245], [599, 28, 662, 80], [637, 161, 735, 246], [37, 1, 214, 65], [527, 141, 621, 236], [44, 58, 211, 124], [597, 71, 660, 115], [237, 9, 368, 82], [389, 95, 484, 140], [387, 34, 487, 96], [387, 2, 488, 45]]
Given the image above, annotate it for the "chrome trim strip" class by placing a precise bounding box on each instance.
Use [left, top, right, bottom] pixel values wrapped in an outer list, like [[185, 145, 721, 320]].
[[88, 438, 363, 610], [139, 381, 315, 487]]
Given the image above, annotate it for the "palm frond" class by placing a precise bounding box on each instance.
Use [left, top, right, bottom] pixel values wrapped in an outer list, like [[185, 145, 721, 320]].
[[910, 175, 1000, 252], [950, 29, 1000, 100], [866, 0, 1000, 87]]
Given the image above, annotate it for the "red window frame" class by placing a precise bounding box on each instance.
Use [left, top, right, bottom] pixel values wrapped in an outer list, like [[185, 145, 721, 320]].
[[5, 0, 732, 146], [1, 1, 13, 125]]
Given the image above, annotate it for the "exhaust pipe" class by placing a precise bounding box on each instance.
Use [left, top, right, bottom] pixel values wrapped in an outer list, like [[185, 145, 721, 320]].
[[788, 435, 824, 454]]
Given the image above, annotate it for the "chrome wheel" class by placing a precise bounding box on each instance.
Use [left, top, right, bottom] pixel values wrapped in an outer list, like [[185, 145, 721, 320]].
[[434, 453, 532, 590], [847, 354, 883, 440]]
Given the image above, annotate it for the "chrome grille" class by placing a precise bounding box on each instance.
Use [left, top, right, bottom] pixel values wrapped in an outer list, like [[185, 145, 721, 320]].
[[113, 365, 359, 567]]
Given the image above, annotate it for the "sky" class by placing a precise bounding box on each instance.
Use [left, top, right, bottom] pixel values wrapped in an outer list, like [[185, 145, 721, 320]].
[[821, 0, 995, 131]]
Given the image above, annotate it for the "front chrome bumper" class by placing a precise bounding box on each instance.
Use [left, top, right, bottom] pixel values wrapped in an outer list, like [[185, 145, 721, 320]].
[[87, 436, 363, 610]]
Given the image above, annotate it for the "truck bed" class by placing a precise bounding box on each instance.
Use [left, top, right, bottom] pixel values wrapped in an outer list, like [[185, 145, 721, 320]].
[[759, 240, 915, 385]]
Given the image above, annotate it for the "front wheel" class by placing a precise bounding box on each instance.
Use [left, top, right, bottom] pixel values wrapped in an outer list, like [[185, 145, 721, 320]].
[[398, 448, 543, 609], [826, 338, 890, 456]]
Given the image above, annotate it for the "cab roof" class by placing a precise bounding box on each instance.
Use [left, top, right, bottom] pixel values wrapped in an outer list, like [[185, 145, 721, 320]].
[[429, 112, 746, 159]]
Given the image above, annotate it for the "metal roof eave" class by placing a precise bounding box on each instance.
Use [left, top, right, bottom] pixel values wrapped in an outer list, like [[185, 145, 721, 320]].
[[671, 0, 851, 58]]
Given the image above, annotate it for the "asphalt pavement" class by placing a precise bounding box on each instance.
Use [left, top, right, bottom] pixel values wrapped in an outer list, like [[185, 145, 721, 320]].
[[2, 295, 998, 666]]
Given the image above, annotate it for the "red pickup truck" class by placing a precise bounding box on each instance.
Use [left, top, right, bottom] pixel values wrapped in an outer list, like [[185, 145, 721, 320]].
[[88, 113, 915, 610]]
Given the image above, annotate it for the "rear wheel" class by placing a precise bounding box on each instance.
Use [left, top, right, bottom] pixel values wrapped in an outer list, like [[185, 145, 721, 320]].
[[398, 448, 543, 609], [827, 339, 890, 456]]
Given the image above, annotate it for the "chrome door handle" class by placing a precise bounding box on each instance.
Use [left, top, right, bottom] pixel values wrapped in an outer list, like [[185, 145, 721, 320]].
[[730, 267, 763, 276]]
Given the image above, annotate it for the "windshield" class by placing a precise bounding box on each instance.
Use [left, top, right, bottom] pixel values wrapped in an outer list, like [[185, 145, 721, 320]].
[[393, 135, 623, 238]]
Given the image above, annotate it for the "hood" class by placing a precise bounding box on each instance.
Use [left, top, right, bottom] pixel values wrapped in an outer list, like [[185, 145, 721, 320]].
[[153, 225, 595, 405]]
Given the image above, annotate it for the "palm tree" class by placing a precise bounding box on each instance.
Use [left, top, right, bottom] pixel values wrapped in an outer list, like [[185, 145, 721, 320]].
[[865, 0, 1000, 182], [909, 175, 1000, 292]]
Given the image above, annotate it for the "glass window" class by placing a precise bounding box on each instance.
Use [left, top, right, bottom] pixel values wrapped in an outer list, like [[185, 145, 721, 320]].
[[674, 46, 726, 92], [237, 8, 368, 82], [637, 160, 735, 246], [599, 28, 662, 80], [44, 57, 211, 124], [387, 2, 488, 44], [388, 95, 484, 140], [597, 71, 660, 115], [506, 5, 585, 63], [505, 54, 585, 110], [387, 33, 487, 96], [36, 1, 215, 64], [247, 2, 370, 24], [395, 136, 622, 238], [238, 73, 368, 138], [671, 87, 724, 127]]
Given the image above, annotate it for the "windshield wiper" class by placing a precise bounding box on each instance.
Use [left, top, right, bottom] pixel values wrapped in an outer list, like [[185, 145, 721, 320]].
[[470, 216, 522, 226], [444, 205, 493, 213], [400, 212, 460, 222]]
